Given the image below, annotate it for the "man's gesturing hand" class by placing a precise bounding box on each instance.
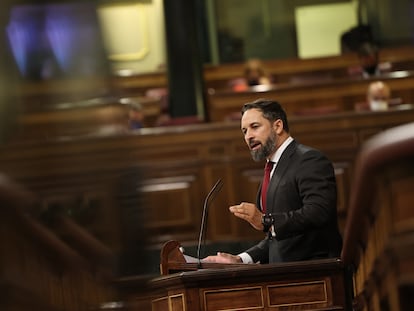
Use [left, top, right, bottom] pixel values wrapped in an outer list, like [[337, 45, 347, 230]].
[[229, 202, 263, 231]]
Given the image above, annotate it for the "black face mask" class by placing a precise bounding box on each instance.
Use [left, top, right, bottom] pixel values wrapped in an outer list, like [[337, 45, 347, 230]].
[[247, 79, 259, 86], [364, 65, 378, 75]]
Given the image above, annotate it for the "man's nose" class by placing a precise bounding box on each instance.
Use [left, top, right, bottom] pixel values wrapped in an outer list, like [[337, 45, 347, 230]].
[[245, 130, 254, 142]]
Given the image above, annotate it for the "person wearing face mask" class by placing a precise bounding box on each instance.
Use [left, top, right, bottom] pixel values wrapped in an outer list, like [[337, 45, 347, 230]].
[[230, 59, 274, 92], [366, 81, 391, 111], [359, 42, 380, 77], [203, 99, 342, 264], [243, 59, 272, 87], [348, 42, 392, 79]]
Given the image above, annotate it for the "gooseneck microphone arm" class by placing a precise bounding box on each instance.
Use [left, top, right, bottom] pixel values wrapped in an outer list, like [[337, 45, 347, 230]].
[[196, 178, 223, 269]]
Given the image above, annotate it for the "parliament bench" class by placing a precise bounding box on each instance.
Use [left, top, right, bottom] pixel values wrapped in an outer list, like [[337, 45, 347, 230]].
[[13, 69, 414, 143], [13, 45, 414, 138], [17, 45, 412, 103], [110, 45, 414, 96], [207, 70, 414, 122], [204, 45, 414, 89]]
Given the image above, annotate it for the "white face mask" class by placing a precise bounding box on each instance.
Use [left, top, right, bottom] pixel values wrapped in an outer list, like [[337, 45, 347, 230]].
[[369, 99, 388, 111]]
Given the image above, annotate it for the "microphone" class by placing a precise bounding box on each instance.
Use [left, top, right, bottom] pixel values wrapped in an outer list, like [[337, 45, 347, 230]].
[[196, 178, 223, 268]]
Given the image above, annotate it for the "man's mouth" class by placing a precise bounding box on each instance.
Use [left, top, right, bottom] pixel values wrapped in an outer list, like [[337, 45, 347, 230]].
[[249, 141, 261, 150]]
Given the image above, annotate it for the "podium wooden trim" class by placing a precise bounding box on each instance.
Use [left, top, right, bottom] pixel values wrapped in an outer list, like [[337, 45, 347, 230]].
[[151, 240, 352, 310]]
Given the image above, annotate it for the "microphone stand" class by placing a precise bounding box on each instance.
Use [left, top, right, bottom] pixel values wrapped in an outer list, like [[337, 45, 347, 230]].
[[196, 178, 223, 269]]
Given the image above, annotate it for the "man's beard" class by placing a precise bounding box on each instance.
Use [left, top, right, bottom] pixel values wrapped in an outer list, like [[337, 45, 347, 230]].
[[250, 131, 277, 162]]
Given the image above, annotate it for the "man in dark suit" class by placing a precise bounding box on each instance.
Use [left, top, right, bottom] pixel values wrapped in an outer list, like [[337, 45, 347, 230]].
[[204, 99, 342, 264]]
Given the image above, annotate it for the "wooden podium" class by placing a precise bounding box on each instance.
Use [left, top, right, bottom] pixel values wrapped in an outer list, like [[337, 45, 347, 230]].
[[149, 240, 352, 311]]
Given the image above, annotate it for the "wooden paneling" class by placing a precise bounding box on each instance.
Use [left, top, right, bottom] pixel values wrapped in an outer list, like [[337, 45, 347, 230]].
[[203, 286, 264, 310], [267, 280, 329, 307], [142, 174, 204, 243]]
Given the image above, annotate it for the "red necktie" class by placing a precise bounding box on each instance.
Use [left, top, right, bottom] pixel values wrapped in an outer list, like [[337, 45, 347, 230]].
[[261, 161, 274, 213]]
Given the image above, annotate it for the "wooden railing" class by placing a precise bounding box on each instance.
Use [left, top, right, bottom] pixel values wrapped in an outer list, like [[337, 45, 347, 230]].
[[341, 122, 414, 311], [0, 174, 120, 311]]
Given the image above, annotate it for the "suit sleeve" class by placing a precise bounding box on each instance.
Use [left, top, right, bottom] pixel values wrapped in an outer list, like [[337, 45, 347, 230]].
[[273, 150, 337, 240], [245, 238, 270, 264]]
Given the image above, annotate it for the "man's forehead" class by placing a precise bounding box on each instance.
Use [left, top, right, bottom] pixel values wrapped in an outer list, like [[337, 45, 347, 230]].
[[241, 109, 263, 126]]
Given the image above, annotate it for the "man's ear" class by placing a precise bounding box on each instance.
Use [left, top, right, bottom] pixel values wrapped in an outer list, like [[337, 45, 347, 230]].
[[273, 119, 283, 134]]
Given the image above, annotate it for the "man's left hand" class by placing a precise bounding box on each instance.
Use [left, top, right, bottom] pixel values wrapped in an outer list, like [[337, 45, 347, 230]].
[[229, 202, 263, 231]]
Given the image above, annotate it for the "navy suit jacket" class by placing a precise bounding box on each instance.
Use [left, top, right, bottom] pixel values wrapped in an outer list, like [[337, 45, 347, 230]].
[[246, 140, 342, 263]]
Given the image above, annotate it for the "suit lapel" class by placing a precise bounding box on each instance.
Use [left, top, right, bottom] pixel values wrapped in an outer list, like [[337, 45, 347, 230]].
[[267, 140, 297, 203]]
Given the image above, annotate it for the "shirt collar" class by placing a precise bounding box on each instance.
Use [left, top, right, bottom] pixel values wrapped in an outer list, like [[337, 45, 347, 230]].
[[269, 136, 293, 164]]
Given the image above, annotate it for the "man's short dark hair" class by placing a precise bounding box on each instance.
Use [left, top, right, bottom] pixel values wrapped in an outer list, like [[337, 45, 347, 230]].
[[241, 99, 289, 132]]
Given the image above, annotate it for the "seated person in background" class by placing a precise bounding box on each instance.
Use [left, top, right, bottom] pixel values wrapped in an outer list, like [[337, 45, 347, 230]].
[[348, 42, 392, 78], [128, 101, 145, 129], [355, 81, 392, 111], [231, 58, 273, 92], [366, 81, 391, 111], [145, 87, 171, 126]]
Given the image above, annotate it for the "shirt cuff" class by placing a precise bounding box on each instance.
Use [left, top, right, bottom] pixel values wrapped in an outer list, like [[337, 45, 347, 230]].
[[271, 225, 276, 238], [238, 252, 254, 264]]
